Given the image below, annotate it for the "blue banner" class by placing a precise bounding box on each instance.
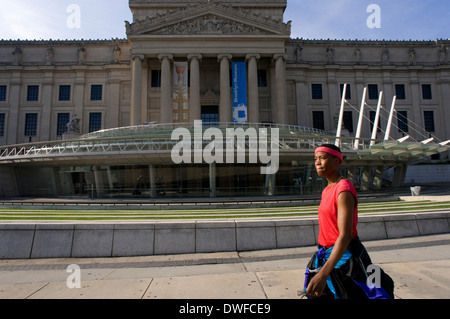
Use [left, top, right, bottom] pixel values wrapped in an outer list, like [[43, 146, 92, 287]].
[[232, 62, 248, 124]]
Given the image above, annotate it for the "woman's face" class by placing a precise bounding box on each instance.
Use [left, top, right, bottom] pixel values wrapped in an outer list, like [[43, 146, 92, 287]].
[[314, 151, 340, 177]]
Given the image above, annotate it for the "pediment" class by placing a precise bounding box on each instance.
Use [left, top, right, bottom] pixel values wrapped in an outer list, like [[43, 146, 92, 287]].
[[126, 1, 291, 37]]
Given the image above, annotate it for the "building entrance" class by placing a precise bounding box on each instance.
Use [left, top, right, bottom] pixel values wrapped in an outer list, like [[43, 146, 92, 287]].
[[201, 106, 219, 124]]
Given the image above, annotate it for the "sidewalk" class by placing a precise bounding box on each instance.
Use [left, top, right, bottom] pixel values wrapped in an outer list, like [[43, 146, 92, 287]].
[[0, 233, 449, 299]]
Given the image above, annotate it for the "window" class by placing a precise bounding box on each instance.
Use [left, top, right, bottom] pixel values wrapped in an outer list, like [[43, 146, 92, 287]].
[[367, 84, 378, 100], [422, 84, 432, 100], [395, 84, 406, 100], [311, 84, 323, 99], [0, 85, 6, 101], [57, 113, 70, 136], [397, 111, 408, 133], [340, 84, 351, 100], [27, 85, 39, 101], [89, 112, 102, 132], [201, 106, 219, 124], [24, 113, 38, 136], [0, 113, 5, 136], [369, 111, 382, 133], [151, 70, 162, 87], [257, 69, 267, 87], [59, 85, 71, 101], [312, 111, 325, 130], [90, 85, 103, 101], [343, 111, 353, 133], [424, 111, 435, 132]]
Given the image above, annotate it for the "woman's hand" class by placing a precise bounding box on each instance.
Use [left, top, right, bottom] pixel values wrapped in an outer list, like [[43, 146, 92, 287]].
[[306, 271, 328, 297]]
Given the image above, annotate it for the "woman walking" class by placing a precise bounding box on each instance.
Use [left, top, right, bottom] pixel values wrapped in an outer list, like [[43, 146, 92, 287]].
[[304, 144, 394, 299]]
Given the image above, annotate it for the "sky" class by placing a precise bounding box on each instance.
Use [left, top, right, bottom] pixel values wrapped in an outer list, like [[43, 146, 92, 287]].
[[0, 0, 448, 41]]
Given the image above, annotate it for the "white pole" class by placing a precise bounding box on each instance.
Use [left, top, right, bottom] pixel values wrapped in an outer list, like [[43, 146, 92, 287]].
[[354, 87, 367, 150], [421, 137, 434, 144], [439, 139, 450, 146], [370, 91, 383, 145], [335, 83, 347, 147], [384, 96, 397, 141]]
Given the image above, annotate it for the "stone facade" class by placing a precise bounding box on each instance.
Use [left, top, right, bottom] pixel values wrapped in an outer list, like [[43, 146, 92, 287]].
[[0, 40, 132, 144], [0, 0, 449, 162], [285, 39, 450, 146]]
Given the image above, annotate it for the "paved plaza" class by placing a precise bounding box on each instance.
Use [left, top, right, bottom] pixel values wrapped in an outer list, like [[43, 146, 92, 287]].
[[0, 233, 449, 300]]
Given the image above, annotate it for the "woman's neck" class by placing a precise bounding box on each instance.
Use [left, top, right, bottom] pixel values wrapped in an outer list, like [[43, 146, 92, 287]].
[[326, 173, 343, 186]]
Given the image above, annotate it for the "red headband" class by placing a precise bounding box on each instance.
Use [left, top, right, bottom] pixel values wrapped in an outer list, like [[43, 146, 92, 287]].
[[315, 146, 343, 163]]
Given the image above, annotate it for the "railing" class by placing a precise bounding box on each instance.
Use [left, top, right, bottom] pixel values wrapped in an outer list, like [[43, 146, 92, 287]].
[[0, 135, 375, 161], [0, 123, 384, 162], [82, 122, 330, 139]]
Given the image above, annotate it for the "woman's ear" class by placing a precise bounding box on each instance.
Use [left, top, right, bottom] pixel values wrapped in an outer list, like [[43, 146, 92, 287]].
[[334, 156, 341, 166]]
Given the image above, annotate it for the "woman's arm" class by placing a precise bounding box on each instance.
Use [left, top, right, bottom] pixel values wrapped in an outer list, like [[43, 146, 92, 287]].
[[306, 191, 355, 297]]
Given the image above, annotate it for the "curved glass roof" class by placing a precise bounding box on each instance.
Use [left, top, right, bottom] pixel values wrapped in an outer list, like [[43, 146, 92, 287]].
[[82, 122, 335, 140], [0, 122, 447, 165]]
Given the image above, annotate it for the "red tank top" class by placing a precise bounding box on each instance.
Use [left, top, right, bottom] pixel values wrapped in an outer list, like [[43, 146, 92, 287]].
[[317, 179, 358, 248]]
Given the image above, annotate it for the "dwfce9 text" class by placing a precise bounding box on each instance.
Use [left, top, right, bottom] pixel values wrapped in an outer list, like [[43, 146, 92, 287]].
[[223, 303, 270, 314]]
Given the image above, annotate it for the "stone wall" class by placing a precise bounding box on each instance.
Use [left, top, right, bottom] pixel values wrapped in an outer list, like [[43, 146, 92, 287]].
[[405, 164, 450, 184], [1, 212, 449, 259]]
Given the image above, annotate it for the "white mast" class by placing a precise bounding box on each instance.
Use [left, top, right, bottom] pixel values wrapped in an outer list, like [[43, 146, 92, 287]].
[[335, 83, 347, 148], [370, 91, 383, 145], [384, 96, 397, 141], [354, 87, 367, 150]]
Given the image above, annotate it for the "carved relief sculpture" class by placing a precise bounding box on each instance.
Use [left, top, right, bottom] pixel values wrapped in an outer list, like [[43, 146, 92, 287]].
[[45, 47, 54, 65], [296, 44, 303, 63], [381, 47, 390, 64], [113, 45, 122, 64], [12, 47, 23, 66], [78, 47, 86, 65], [408, 47, 416, 65], [354, 47, 361, 64], [439, 44, 447, 64], [326, 45, 334, 64]]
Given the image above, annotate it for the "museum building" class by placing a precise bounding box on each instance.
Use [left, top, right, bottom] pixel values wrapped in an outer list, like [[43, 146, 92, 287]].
[[0, 0, 448, 199]]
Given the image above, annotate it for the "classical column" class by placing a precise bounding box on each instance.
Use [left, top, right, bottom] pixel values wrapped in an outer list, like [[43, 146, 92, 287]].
[[73, 70, 85, 133], [107, 78, 121, 129], [246, 54, 260, 123], [158, 54, 173, 124], [6, 71, 20, 144], [218, 54, 232, 123], [439, 79, 450, 140], [295, 78, 308, 127], [40, 70, 53, 141], [188, 54, 202, 122], [130, 55, 144, 126], [274, 54, 288, 125], [410, 75, 422, 140]]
